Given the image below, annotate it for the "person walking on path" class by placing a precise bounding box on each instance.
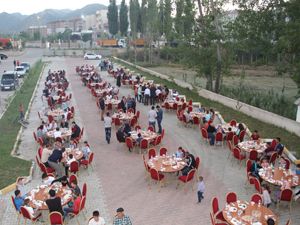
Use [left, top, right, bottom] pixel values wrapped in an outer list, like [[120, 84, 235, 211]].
[[113, 208, 132, 225], [197, 176, 205, 203], [19, 103, 25, 122], [148, 106, 157, 132], [99, 96, 105, 121], [156, 105, 163, 134], [104, 112, 112, 144], [13, 59, 16, 68]]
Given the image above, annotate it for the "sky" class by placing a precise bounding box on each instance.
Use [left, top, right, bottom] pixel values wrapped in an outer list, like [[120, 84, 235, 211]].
[[1, 0, 116, 15]]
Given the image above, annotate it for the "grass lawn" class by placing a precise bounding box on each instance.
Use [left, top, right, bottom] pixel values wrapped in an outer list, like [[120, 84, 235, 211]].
[[114, 58, 300, 158], [0, 60, 45, 189]]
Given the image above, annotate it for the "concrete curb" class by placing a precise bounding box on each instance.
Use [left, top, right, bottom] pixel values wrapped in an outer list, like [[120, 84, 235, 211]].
[[113, 57, 300, 165], [0, 62, 46, 195]]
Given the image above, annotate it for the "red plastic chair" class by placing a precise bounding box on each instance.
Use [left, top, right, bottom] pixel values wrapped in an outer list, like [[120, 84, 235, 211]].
[[69, 161, 79, 174], [173, 102, 178, 111], [193, 116, 200, 126], [49, 211, 64, 225], [114, 117, 121, 127], [201, 128, 209, 143], [211, 197, 226, 222], [269, 152, 278, 165], [37, 147, 43, 160], [40, 162, 55, 175], [278, 188, 293, 212], [177, 169, 196, 190], [232, 135, 239, 146], [48, 115, 54, 123], [159, 147, 168, 156], [215, 132, 223, 146], [148, 126, 154, 132], [82, 183, 87, 197], [251, 193, 262, 204], [152, 135, 162, 146], [148, 148, 156, 159], [133, 125, 140, 131], [69, 174, 78, 184], [130, 117, 137, 127], [249, 150, 258, 161], [226, 131, 234, 141], [253, 177, 262, 194], [107, 103, 113, 111], [226, 192, 237, 204], [233, 147, 245, 167], [239, 130, 246, 142], [135, 111, 140, 119], [149, 168, 165, 190], [11, 196, 21, 224], [188, 99, 193, 106], [210, 212, 228, 225], [195, 157, 200, 170], [229, 119, 237, 127], [140, 139, 149, 154], [125, 137, 134, 152], [20, 206, 42, 224], [270, 139, 277, 150], [164, 102, 170, 111]]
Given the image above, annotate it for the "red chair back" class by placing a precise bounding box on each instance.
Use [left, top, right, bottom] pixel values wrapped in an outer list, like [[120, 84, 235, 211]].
[[148, 148, 156, 159], [211, 197, 220, 215], [270, 139, 277, 150], [201, 128, 208, 139], [88, 152, 94, 165], [226, 192, 237, 204], [130, 117, 137, 127], [185, 169, 196, 182], [38, 147, 43, 159], [159, 147, 167, 156], [251, 193, 262, 204], [195, 157, 200, 170], [148, 126, 154, 132], [82, 183, 87, 197], [226, 131, 234, 141], [229, 119, 237, 126], [48, 115, 54, 123], [173, 103, 178, 110], [114, 118, 121, 126], [11, 196, 18, 212], [125, 137, 134, 149], [253, 177, 262, 194], [20, 206, 33, 220], [154, 135, 162, 146], [232, 135, 239, 146], [69, 174, 78, 184], [70, 161, 79, 174], [282, 157, 290, 169], [188, 99, 193, 105], [149, 168, 163, 181], [215, 132, 223, 142], [280, 188, 293, 202], [269, 152, 278, 165], [233, 147, 242, 160], [80, 196, 86, 212], [49, 211, 64, 225], [164, 102, 170, 110], [193, 116, 200, 125], [107, 103, 113, 110], [246, 159, 252, 173], [140, 139, 149, 150], [239, 130, 246, 142], [135, 111, 140, 119], [249, 150, 258, 161]]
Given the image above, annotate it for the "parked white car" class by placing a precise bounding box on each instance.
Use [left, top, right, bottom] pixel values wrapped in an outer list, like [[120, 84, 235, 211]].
[[84, 53, 102, 60], [15, 66, 27, 78]]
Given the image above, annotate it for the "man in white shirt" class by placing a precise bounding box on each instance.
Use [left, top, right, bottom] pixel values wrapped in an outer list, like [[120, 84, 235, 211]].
[[41, 143, 53, 167], [88, 210, 106, 225], [53, 127, 62, 139], [104, 112, 112, 144], [42, 173, 55, 186], [148, 106, 157, 132], [144, 87, 150, 105]]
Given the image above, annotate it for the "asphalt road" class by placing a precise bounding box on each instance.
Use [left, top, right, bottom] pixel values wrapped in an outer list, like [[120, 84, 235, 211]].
[[0, 48, 43, 115]]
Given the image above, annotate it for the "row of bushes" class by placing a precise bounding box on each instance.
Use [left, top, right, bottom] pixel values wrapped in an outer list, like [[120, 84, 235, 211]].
[[220, 85, 297, 120]]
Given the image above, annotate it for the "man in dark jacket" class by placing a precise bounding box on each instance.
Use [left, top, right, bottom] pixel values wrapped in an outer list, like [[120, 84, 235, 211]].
[[99, 97, 105, 121], [156, 105, 163, 134], [71, 122, 81, 140], [46, 189, 64, 216]]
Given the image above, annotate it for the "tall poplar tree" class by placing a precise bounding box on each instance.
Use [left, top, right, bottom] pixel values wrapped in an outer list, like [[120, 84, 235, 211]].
[[107, 0, 119, 36], [119, 0, 129, 36]]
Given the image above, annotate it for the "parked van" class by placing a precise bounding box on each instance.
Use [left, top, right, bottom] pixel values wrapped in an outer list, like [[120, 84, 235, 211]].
[[0, 71, 19, 91]]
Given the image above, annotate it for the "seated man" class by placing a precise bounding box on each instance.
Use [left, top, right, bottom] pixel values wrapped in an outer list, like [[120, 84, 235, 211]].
[[46, 189, 64, 216], [81, 141, 91, 160], [63, 192, 81, 220], [250, 158, 262, 179], [116, 128, 126, 143], [181, 152, 196, 176], [264, 137, 284, 157], [14, 190, 25, 212], [53, 127, 62, 139], [175, 147, 185, 158], [71, 122, 81, 140], [51, 175, 71, 188], [206, 122, 216, 145], [42, 173, 55, 186], [251, 130, 260, 141], [183, 110, 193, 123], [70, 180, 81, 196], [23, 198, 42, 218]]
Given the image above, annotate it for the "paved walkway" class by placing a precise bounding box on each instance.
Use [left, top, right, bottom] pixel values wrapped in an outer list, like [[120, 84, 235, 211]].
[[1, 56, 299, 225]]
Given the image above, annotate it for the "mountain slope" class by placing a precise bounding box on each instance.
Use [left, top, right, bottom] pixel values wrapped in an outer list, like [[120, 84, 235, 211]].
[[0, 4, 107, 33]]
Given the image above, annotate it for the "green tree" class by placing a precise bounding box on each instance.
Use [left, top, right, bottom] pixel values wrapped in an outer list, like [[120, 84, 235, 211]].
[[140, 0, 147, 36], [107, 0, 119, 36], [174, 0, 184, 39], [183, 0, 195, 39], [33, 32, 40, 41], [119, 0, 129, 36], [163, 0, 173, 42], [129, 0, 140, 62]]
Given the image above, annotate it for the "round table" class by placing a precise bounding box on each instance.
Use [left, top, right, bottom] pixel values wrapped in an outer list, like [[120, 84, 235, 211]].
[[258, 167, 300, 187], [47, 109, 65, 117], [238, 140, 267, 154], [46, 128, 72, 139], [112, 112, 135, 121], [105, 99, 121, 106], [27, 183, 72, 210], [190, 111, 205, 119], [148, 155, 186, 173], [62, 148, 83, 162], [223, 200, 278, 225], [130, 130, 158, 142]]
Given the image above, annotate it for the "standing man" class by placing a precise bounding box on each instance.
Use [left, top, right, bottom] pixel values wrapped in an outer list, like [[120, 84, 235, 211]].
[[144, 86, 150, 105], [113, 208, 132, 225], [156, 105, 163, 134], [104, 112, 112, 144], [99, 96, 105, 121], [148, 106, 157, 132], [13, 59, 16, 68]]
